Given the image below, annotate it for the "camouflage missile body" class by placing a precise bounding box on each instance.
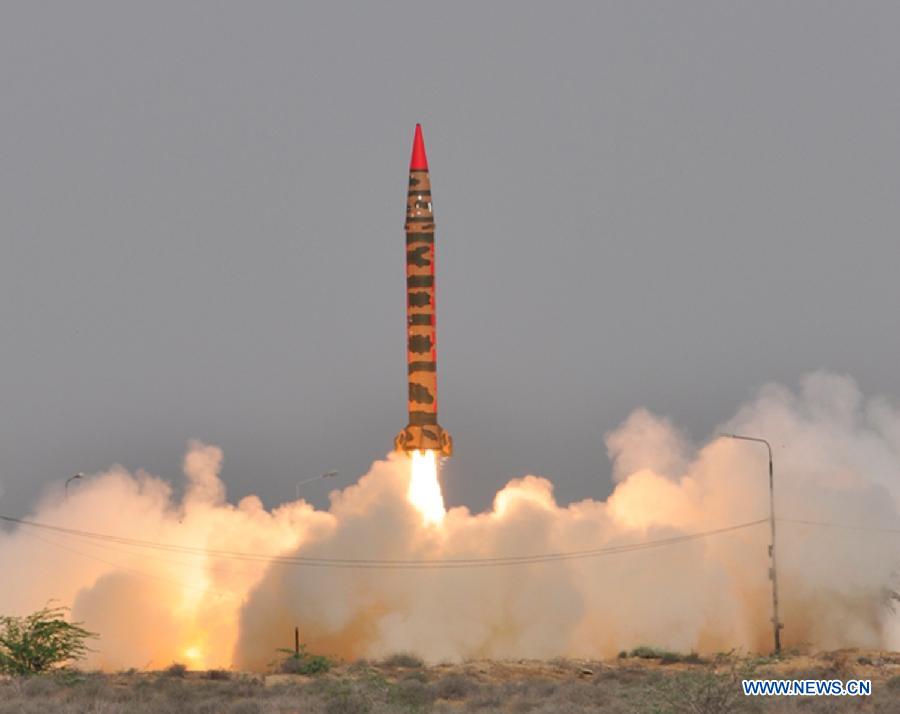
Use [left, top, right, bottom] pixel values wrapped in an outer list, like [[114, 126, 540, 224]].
[[394, 124, 453, 457]]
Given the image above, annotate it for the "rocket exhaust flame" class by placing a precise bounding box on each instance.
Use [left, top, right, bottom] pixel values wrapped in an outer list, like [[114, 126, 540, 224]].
[[182, 645, 205, 668], [407, 450, 445, 525]]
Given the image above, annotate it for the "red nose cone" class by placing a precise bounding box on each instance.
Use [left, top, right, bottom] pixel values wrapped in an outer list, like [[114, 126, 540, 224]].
[[409, 124, 429, 170]]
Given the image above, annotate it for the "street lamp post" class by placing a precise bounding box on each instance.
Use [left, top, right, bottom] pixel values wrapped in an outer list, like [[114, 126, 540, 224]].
[[721, 433, 783, 654], [64, 473, 83, 498], [296, 471, 339, 500]]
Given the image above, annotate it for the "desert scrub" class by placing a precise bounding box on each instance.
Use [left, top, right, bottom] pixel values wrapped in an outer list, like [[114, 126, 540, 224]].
[[549, 656, 574, 670], [554, 679, 611, 709], [313, 679, 373, 714], [19, 675, 60, 698], [383, 652, 425, 668], [205, 668, 231, 680], [390, 677, 435, 709], [226, 699, 262, 714], [627, 646, 692, 663], [433, 672, 480, 700], [402, 670, 430, 684], [646, 667, 755, 714], [63, 670, 109, 698], [164, 662, 188, 677], [464, 686, 505, 711], [500, 678, 557, 701], [214, 677, 264, 698]]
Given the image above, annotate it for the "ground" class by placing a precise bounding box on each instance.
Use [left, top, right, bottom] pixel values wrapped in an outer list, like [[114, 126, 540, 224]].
[[1, 649, 899, 713]]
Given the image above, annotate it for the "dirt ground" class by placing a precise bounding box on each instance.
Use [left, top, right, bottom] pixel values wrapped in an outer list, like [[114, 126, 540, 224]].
[[1, 648, 899, 713]]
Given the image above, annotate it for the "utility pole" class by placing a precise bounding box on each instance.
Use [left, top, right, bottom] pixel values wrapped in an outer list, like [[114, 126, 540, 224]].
[[721, 433, 783, 654]]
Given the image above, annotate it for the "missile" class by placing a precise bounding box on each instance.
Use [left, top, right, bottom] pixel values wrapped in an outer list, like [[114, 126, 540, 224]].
[[394, 124, 453, 457]]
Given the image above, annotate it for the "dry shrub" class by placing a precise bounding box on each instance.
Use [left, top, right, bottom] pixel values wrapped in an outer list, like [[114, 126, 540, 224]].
[[628, 645, 700, 663], [526, 703, 596, 714], [309, 679, 373, 714], [164, 662, 187, 678], [648, 666, 754, 714], [324, 690, 371, 714], [464, 685, 504, 711], [433, 672, 479, 700], [389, 678, 434, 708], [20, 676, 59, 698], [556, 679, 609, 708], [382, 652, 424, 668], [499, 677, 562, 712], [594, 667, 652, 686], [227, 699, 262, 714]]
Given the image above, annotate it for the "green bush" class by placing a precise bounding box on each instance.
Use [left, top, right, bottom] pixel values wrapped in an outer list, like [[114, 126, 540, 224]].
[[0, 604, 96, 675], [276, 645, 332, 675], [625, 647, 707, 665], [628, 645, 694, 663]]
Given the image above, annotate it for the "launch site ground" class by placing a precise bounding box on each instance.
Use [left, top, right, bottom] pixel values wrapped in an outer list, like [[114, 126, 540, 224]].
[[2, 649, 899, 713]]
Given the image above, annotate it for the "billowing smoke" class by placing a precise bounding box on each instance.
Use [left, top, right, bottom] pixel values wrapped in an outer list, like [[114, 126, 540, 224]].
[[1, 372, 899, 670]]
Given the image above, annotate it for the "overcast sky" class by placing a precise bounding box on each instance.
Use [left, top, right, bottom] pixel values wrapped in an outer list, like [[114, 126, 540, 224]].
[[1, 2, 899, 517]]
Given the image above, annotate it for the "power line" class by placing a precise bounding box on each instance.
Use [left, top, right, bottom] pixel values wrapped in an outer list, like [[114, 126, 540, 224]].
[[778, 517, 900, 535], [19, 529, 232, 597], [25, 525, 281, 580], [0, 514, 767, 570]]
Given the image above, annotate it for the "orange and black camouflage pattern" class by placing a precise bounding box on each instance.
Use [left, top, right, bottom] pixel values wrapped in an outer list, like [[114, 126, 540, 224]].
[[394, 125, 453, 456]]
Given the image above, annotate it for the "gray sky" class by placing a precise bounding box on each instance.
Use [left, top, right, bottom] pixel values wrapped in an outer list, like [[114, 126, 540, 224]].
[[1, 2, 899, 517]]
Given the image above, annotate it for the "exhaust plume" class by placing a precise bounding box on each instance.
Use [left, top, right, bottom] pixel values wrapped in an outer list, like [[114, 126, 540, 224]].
[[1, 371, 899, 670]]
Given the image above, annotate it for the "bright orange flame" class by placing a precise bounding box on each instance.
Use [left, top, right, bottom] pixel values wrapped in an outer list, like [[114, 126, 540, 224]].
[[407, 450, 445, 525], [182, 645, 205, 668]]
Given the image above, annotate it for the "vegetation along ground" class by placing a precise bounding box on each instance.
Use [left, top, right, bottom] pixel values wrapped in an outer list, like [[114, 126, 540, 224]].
[[1, 648, 900, 713]]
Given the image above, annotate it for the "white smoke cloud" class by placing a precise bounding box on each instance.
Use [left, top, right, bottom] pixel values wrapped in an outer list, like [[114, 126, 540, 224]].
[[606, 408, 690, 483], [1, 371, 898, 670]]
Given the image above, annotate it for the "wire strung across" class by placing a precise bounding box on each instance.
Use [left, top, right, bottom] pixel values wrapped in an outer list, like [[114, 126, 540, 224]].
[[0, 514, 768, 570]]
